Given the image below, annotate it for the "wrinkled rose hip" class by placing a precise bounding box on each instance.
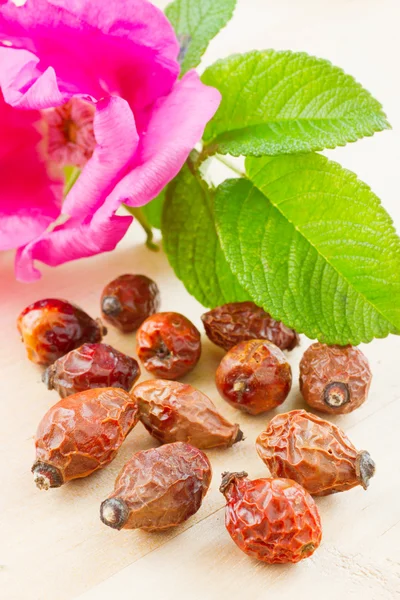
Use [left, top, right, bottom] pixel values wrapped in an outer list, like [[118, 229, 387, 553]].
[[299, 343, 372, 414], [215, 339, 292, 415], [17, 298, 106, 366], [101, 274, 160, 333], [133, 379, 243, 449], [220, 472, 322, 564], [100, 442, 211, 531], [32, 388, 139, 490], [202, 301, 299, 352], [43, 343, 140, 398], [256, 410, 375, 496], [136, 312, 201, 379]]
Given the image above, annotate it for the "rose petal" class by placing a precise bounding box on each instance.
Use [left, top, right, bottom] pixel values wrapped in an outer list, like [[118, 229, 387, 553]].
[[0, 92, 62, 250], [63, 96, 139, 219], [15, 211, 132, 282], [95, 71, 221, 220], [0, 0, 179, 110]]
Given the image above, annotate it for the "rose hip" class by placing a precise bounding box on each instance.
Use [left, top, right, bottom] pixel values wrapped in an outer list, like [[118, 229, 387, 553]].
[[100, 442, 211, 531], [299, 343, 372, 414], [202, 302, 299, 352], [256, 410, 375, 496], [32, 388, 139, 489], [101, 274, 160, 333], [17, 298, 106, 366], [43, 343, 140, 398], [136, 312, 201, 379], [220, 472, 321, 564], [132, 379, 243, 449], [215, 339, 292, 415]]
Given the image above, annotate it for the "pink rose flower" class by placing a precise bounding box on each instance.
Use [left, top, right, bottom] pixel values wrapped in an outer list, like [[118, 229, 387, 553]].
[[0, 0, 221, 281]]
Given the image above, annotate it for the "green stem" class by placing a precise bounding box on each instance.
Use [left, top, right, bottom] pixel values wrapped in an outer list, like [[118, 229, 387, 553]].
[[63, 167, 81, 197], [214, 154, 245, 177], [124, 205, 159, 251]]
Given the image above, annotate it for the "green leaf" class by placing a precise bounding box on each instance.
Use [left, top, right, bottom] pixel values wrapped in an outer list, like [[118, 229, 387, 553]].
[[162, 159, 250, 307], [142, 189, 166, 230], [214, 153, 400, 344], [165, 0, 237, 76], [202, 50, 390, 157]]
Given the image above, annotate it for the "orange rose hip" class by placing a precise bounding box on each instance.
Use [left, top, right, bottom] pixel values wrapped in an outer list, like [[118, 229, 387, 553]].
[[100, 442, 211, 531], [132, 379, 243, 448], [220, 472, 321, 564], [299, 343, 372, 414], [136, 312, 201, 379], [32, 388, 139, 489], [256, 410, 375, 496], [215, 339, 292, 415]]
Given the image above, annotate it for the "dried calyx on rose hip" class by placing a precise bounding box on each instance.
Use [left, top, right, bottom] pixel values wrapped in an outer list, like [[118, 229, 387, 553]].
[[202, 301, 299, 352], [256, 410, 375, 496], [299, 343, 372, 414], [132, 379, 243, 449], [32, 388, 139, 490], [215, 339, 292, 415], [136, 312, 201, 379], [17, 298, 106, 366], [101, 274, 160, 333], [43, 343, 140, 398], [220, 472, 322, 564], [100, 442, 211, 531]]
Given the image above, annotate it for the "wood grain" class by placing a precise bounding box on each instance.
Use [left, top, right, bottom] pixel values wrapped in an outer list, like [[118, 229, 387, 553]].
[[1, 1, 400, 599]]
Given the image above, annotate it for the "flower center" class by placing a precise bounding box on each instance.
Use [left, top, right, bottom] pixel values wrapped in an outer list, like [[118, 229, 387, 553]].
[[42, 98, 96, 169]]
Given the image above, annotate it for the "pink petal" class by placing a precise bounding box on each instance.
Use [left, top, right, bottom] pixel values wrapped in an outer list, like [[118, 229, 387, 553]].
[[0, 92, 63, 250], [15, 211, 132, 282], [96, 71, 221, 219], [0, 0, 179, 110], [63, 96, 139, 219]]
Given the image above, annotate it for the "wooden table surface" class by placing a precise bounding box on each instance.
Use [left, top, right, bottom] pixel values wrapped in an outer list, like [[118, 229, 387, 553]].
[[2, 1, 400, 598]]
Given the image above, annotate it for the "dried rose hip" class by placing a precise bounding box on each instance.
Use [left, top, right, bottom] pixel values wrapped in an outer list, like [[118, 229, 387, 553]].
[[43, 343, 140, 398], [32, 388, 139, 490], [215, 339, 292, 415], [256, 410, 375, 496], [299, 343, 372, 414], [202, 301, 299, 352], [136, 312, 201, 379], [220, 472, 321, 564], [101, 274, 160, 333], [132, 379, 243, 449], [100, 442, 211, 531], [17, 298, 106, 366]]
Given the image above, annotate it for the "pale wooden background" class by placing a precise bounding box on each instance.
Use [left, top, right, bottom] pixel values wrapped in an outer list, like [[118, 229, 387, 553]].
[[1, 1, 400, 599]]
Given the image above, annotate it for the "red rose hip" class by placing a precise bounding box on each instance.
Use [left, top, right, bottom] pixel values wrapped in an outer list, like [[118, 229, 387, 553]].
[[43, 343, 140, 397], [220, 472, 322, 564], [216, 339, 292, 415], [101, 274, 160, 333], [299, 343, 372, 414], [136, 312, 201, 379], [132, 379, 242, 448], [202, 301, 299, 351], [100, 442, 212, 531], [17, 298, 106, 366]]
